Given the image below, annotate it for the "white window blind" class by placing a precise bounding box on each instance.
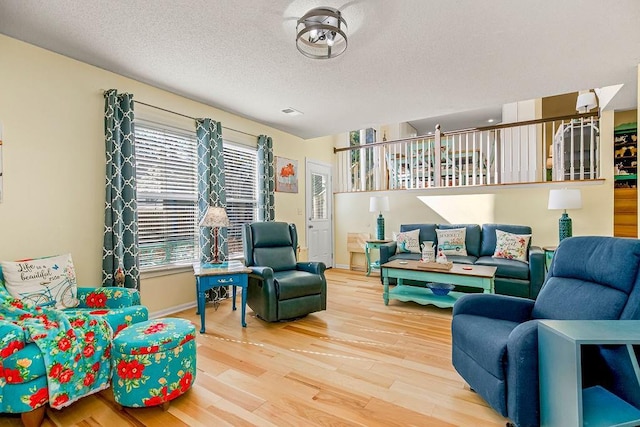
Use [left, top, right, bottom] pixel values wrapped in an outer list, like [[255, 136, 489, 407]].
[[223, 143, 257, 258], [136, 123, 198, 269]]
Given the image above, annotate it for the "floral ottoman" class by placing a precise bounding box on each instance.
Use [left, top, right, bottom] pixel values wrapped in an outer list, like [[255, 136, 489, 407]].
[[111, 318, 197, 408]]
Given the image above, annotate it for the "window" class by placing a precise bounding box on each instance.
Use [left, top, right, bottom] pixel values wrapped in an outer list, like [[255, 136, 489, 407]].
[[223, 143, 257, 258], [136, 122, 199, 269], [349, 127, 377, 190], [135, 121, 257, 270]]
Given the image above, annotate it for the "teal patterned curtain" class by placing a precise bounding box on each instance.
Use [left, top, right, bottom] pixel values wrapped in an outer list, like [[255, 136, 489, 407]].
[[257, 135, 275, 221], [196, 118, 227, 263], [103, 89, 139, 289]]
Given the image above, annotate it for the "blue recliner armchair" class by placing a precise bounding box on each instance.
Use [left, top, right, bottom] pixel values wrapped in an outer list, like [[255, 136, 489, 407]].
[[242, 221, 327, 322], [451, 236, 640, 427]]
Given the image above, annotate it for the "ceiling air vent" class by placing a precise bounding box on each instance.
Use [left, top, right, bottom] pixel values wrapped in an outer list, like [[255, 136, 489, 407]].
[[281, 107, 303, 116]]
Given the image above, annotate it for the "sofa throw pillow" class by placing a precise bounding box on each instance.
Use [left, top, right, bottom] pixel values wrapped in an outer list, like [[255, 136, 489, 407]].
[[493, 229, 531, 263], [393, 229, 421, 254], [1, 253, 79, 309], [436, 228, 467, 256]]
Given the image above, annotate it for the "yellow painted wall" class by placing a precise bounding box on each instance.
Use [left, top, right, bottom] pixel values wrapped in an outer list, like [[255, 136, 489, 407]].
[[614, 109, 638, 127], [0, 35, 333, 314], [333, 111, 616, 268]]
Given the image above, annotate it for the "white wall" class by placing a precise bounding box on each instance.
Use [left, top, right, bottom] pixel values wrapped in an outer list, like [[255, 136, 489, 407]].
[[501, 99, 542, 182]]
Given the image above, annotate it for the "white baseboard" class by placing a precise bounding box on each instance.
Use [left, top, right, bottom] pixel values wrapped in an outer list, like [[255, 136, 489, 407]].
[[148, 301, 197, 319], [334, 264, 349, 270]]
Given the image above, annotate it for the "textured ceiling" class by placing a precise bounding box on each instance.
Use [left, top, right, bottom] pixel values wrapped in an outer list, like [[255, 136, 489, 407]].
[[1, 0, 639, 139]]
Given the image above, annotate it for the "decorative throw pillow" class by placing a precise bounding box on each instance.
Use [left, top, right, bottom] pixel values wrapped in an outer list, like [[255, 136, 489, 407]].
[[393, 229, 421, 254], [493, 230, 531, 263], [1, 253, 79, 309], [436, 228, 467, 256]]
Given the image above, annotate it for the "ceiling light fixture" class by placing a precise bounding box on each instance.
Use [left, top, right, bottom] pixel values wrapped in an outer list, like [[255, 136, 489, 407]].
[[296, 7, 347, 59]]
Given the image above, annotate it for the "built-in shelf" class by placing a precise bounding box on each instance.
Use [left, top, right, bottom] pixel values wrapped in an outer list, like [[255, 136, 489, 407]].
[[614, 123, 637, 190], [615, 174, 638, 181]]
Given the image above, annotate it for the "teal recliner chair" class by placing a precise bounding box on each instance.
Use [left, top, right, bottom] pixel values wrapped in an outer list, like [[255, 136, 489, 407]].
[[242, 222, 327, 322]]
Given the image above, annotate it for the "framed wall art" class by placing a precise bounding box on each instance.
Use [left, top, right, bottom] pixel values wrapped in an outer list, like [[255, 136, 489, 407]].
[[276, 156, 298, 193]]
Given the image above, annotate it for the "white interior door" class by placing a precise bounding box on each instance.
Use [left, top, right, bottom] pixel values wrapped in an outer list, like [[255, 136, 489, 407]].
[[306, 160, 333, 267]]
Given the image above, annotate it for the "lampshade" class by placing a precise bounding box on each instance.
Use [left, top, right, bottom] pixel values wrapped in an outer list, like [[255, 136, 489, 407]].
[[199, 206, 230, 228], [296, 7, 348, 59], [369, 196, 390, 213], [576, 91, 598, 113], [548, 189, 582, 210]]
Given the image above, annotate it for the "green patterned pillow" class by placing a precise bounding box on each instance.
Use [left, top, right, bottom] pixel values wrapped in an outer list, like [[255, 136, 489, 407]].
[[493, 230, 531, 263], [393, 229, 421, 254]]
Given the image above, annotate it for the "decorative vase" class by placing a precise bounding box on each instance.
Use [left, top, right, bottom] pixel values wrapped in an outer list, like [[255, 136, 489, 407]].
[[559, 212, 572, 241], [421, 241, 435, 262], [376, 214, 385, 240]]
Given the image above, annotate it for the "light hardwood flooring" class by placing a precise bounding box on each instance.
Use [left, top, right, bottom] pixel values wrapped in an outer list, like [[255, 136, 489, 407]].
[[1, 268, 507, 427]]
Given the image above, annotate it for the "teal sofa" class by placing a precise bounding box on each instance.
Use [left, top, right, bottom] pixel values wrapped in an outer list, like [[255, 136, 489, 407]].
[[379, 223, 545, 299]]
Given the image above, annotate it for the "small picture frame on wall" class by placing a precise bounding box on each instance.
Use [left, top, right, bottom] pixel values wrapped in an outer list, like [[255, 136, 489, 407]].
[[275, 156, 298, 193]]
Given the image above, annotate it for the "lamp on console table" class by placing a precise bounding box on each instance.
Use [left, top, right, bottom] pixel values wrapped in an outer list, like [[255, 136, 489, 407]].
[[369, 196, 390, 240], [548, 188, 582, 242], [199, 205, 230, 264]]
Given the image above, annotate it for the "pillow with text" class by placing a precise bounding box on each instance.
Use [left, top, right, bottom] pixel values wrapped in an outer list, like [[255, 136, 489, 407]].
[[393, 229, 421, 254], [436, 228, 467, 256], [493, 230, 531, 263], [1, 253, 79, 309]]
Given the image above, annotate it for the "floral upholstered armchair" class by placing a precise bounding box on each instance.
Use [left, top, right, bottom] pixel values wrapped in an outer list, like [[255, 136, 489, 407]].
[[0, 281, 148, 427]]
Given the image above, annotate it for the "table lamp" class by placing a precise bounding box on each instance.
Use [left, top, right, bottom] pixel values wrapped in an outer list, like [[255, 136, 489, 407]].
[[576, 91, 598, 114], [369, 196, 390, 240], [548, 188, 582, 242], [199, 206, 230, 264]]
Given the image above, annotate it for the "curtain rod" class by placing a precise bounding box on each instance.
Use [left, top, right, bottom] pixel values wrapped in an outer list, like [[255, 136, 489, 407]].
[[106, 95, 258, 138]]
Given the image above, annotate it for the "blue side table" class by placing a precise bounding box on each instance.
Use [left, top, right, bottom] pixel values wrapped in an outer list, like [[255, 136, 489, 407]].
[[193, 261, 251, 332], [542, 245, 557, 272], [365, 240, 391, 276], [539, 320, 640, 427]]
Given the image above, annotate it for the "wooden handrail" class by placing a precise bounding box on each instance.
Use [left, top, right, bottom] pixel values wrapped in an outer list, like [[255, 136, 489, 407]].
[[334, 112, 599, 153], [464, 111, 598, 133], [335, 111, 600, 191], [334, 134, 435, 153]]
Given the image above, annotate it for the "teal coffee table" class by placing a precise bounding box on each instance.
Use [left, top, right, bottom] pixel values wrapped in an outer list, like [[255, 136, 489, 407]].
[[381, 259, 496, 308]]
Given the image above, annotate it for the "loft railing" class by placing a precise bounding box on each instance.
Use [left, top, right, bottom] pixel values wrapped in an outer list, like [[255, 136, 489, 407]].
[[334, 112, 600, 192]]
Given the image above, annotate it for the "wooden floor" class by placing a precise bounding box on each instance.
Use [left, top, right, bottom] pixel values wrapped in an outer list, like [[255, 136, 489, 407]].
[[1, 269, 507, 427]]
